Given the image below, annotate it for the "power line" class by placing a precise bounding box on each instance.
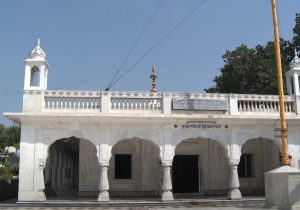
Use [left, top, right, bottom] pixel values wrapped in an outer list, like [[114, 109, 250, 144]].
[[109, 0, 208, 89], [0, 89, 23, 95], [54, 71, 117, 90], [105, 0, 167, 91], [0, 72, 117, 94]]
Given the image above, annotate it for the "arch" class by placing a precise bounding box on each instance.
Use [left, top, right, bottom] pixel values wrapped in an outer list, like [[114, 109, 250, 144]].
[[30, 66, 40, 86], [43, 136, 99, 199], [239, 135, 281, 149], [173, 138, 229, 196], [239, 137, 281, 195], [108, 137, 161, 197], [174, 137, 229, 159]]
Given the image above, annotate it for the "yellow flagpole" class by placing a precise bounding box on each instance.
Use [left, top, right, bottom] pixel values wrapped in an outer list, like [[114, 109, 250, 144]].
[[271, 0, 289, 166]]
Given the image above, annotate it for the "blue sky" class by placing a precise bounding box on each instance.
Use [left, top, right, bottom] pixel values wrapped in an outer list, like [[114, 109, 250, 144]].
[[1, 1, 300, 125]]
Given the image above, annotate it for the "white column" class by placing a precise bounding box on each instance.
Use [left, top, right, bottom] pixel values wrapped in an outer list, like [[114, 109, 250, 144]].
[[98, 160, 110, 201], [37, 159, 46, 201], [229, 94, 238, 115], [101, 92, 110, 113], [161, 160, 174, 201], [228, 162, 242, 200], [162, 93, 172, 114]]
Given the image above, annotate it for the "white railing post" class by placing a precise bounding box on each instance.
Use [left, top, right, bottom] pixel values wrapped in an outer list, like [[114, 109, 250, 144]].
[[295, 96, 300, 115], [101, 91, 110, 113], [23, 90, 44, 112], [229, 94, 238, 115], [162, 93, 172, 114]]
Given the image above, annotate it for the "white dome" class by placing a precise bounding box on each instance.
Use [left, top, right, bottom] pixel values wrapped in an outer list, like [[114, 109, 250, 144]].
[[290, 49, 300, 69], [28, 38, 46, 59]]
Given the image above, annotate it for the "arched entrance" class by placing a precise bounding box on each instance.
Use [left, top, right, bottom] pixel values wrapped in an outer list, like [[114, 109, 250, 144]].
[[108, 138, 161, 197], [43, 137, 99, 199], [173, 138, 229, 195], [239, 138, 281, 195]]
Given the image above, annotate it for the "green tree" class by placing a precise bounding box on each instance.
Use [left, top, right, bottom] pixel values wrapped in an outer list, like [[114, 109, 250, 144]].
[[0, 124, 20, 181], [292, 13, 300, 48], [0, 124, 20, 151], [205, 13, 299, 94]]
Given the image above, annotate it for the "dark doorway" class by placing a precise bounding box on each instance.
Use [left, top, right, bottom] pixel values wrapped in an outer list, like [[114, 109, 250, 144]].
[[172, 155, 199, 193], [44, 137, 80, 198]]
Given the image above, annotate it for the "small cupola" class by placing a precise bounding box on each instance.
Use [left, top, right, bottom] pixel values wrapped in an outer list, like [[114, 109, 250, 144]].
[[286, 49, 300, 95], [23, 39, 49, 91], [28, 38, 47, 59]]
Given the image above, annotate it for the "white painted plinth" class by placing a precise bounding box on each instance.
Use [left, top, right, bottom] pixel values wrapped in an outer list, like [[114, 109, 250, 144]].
[[161, 191, 174, 201], [228, 189, 242, 200], [98, 191, 110, 201], [265, 166, 300, 209]]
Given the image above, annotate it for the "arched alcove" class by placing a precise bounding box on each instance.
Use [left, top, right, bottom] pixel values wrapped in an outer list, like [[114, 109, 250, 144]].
[[30, 66, 40, 86], [173, 138, 229, 196], [43, 137, 99, 199], [108, 138, 161, 197], [239, 138, 281, 195]]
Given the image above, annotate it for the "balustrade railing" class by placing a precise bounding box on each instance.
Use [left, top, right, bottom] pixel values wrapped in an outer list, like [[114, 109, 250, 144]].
[[236, 95, 295, 113], [23, 90, 298, 115], [43, 91, 101, 110], [110, 92, 162, 110]]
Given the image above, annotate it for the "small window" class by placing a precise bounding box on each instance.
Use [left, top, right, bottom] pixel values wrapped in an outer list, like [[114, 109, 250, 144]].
[[115, 154, 131, 179], [30, 66, 40, 86], [238, 154, 253, 177]]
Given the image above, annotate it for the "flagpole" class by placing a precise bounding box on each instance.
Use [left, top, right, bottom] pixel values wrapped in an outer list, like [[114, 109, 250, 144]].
[[271, 0, 289, 166]]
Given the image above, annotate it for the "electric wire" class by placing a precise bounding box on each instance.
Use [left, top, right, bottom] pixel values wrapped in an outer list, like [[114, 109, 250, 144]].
[[105, 0, 167, 91], [53, 71, 117, 90], [0, 0, 207, 94], [0, 89, 23, 95], [108, 0, 208, 89]]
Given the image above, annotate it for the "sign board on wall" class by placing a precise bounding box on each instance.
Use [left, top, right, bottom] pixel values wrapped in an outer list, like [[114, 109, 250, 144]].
[[172, 99, 228, 111]]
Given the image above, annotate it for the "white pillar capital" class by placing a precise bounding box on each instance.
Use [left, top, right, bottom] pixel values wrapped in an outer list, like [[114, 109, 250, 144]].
[[161, 160, 172, 167], [98, 160, 109, 167]]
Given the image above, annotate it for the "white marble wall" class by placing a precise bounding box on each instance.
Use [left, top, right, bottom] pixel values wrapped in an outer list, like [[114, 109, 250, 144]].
[[15, 119, 300, 201], [108, 138, 161, 195], [239, 138, 281, 194], [79, 140, 99, 195], [175, 139, 230, 194]]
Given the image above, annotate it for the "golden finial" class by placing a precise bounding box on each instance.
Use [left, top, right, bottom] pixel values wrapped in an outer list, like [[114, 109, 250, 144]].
[[150, 65, 158, 93]]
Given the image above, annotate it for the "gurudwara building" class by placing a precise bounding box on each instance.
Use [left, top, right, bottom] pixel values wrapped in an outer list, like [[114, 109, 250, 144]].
[[4, 41, 300, 202]]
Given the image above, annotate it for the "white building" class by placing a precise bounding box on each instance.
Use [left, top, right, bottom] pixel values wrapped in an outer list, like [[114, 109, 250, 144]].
[[4, 41, 300, 202]]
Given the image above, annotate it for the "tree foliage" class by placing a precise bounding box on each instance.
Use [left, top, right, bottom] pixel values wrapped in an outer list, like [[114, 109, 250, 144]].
[[0, 124, 20, 181], [205, 13, 300, 94], [0, 124, 20, 152]]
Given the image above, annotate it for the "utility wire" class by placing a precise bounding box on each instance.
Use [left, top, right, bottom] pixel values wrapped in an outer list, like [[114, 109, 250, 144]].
[[109, 0, 208, 89], [54, 71, 117, 90], [105, 0, 167, 91], [0, 89, 23, 95], [0, 72, 117, 94], [1, 0, 207, 93]]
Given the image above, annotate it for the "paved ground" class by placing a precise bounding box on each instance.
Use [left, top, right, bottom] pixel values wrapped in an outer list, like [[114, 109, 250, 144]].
[[0, 197, 296, 210]]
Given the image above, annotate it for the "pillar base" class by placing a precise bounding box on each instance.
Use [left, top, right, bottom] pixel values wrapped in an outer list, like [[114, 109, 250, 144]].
[[98, 191, 110, 201], [38, 191, 46, 201], [161, 191, 174, 201], [228, 189, 242, 200]]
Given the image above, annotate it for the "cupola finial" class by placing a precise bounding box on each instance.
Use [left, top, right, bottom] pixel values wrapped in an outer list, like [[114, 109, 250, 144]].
[[150, 65, 158, 93], [28, 38, 46, 59], [37, 38, 40, 47]]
